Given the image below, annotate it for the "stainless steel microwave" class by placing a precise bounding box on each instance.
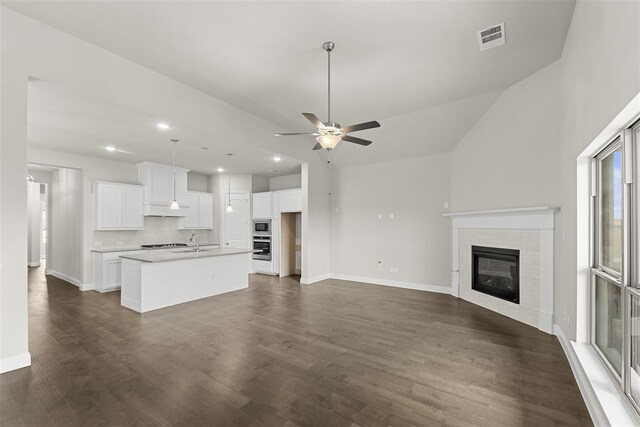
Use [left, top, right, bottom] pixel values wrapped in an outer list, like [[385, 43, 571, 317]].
[[253, 219, 271, 235]]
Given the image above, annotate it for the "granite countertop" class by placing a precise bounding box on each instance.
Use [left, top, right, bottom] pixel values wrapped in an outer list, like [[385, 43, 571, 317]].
[[91, 243, 220, 253], [119, 247, 254, 263]]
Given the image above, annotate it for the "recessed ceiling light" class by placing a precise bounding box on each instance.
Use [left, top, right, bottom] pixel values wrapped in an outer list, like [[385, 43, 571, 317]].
[[157, 122, 171, 130], [217, 167, 224, 173], [273, 156, 282, 162], [105, 146, 116, 152]]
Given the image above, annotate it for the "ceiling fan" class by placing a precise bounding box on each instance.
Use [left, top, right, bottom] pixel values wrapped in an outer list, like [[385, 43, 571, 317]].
[[275, 41, 381, 151]]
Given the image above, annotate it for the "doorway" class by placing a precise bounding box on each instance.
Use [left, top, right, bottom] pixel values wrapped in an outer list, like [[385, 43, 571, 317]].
[[280, 212, 302, 277]]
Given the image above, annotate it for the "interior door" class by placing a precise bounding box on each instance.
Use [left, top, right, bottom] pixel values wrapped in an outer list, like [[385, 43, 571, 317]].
[[224, 193, 249, 248]]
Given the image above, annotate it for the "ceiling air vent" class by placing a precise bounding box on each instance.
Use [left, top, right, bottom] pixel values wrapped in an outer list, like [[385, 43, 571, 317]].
[[477, 23, 505, 51]]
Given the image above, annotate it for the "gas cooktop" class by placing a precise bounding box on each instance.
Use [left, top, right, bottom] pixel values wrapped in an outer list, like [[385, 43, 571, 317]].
[[140, 243, 188, 249]]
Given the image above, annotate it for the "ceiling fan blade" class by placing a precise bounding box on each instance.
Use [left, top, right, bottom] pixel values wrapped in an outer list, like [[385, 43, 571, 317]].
[[312, 142, 322, 150], [302, 113, 324, 129], [342, 135, 372, 146], [341, 120, 381, 134], [274, 132, 318, 136]]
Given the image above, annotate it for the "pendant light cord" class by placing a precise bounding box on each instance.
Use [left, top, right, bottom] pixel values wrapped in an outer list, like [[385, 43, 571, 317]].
[[172, 139, 177, 201]]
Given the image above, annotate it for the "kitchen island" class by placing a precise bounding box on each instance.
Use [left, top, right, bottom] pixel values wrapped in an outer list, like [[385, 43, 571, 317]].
[[119, 247, 252, 313]]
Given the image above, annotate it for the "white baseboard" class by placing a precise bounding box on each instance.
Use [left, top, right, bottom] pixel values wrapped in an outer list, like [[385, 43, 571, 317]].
[[121, 296, 141, 313], [330, 274, 451, 295], [46, 269, 81, 287], [300, 273, 331, 285], [0, 352, 31, 373], [80, 283, 94, 291], [28, 261, 40, 267]]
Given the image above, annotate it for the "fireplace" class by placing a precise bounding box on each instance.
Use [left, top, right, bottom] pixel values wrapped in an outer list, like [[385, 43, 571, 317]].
[[472, 245, 520, 304]]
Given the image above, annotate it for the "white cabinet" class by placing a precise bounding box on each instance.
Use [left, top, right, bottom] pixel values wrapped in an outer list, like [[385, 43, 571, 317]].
[[137, 162, 190, 216], [93, 250, 138, 292], [179, 191, 214, 229], [278, 189, 302, 213], [94, 181, 144, 230], [252, 192, 272, 219]]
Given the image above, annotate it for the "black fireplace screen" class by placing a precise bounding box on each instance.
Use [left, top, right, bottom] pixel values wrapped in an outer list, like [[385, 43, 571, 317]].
[[472, 245, 520, 304]]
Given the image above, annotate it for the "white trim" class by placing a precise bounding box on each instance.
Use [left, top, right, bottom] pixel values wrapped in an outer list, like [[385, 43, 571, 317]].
[[330, 274, 451, 295], [121, 296, 141, 312], [0, 352, 31, 373], [554, 324, 640, 427], [28, 261, 40, 267], [300, 273, 330, 284], [447, 207, 555, 333], [80, 283, 94, 292], [443, 206, 558, 217], [445, 207, 557, 230], [46, 269, 81, 287]]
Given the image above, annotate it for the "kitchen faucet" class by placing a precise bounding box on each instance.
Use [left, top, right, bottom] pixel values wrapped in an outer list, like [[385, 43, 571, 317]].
[[189, 233, 199, 253]]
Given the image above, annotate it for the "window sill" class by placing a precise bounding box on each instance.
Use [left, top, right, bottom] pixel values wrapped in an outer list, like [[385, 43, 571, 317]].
[[557, 326, 640, 426]]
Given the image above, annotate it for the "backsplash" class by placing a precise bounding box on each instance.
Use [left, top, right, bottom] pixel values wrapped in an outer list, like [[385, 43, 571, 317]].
[[93, 217, 215, 248]]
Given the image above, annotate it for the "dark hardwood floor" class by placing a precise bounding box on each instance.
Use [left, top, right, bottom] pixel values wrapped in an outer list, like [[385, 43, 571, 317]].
[[0, 265, 591, 426]]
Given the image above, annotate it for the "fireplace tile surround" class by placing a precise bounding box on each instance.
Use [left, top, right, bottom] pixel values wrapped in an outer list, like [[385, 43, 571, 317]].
[[443, 207, 557, 333]]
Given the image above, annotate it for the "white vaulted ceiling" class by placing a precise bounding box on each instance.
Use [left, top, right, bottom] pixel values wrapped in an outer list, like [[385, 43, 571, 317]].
[[6, 1, 576, 168]]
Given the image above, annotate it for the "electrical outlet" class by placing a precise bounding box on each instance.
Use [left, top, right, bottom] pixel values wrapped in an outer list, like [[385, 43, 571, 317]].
[[377, 213, 382, 220], [444, 202, 449, 209], [389, 213, 395, 220]]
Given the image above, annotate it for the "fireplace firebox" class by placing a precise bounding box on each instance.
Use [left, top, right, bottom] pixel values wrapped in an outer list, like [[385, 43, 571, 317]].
[[472, 245, 520, 304]]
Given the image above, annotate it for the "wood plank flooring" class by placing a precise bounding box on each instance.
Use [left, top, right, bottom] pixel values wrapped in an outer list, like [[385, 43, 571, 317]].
[[0, 265, 591, 426]]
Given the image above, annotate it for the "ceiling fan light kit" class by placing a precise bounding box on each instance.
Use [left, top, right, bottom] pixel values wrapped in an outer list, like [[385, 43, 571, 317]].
[[275, 41, 380, 151]]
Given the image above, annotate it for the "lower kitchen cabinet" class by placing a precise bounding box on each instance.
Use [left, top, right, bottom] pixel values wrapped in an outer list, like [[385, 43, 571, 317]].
[[93, 250, 138, 292]]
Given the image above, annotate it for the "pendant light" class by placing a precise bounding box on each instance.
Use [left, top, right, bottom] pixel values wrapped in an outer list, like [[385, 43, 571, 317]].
[[169, 139, 180, 210], [225, 153, 233, 213]]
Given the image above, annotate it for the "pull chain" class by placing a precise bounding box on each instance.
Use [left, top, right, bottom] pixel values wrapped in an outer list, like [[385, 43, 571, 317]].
[[328, 149, 332, 198]]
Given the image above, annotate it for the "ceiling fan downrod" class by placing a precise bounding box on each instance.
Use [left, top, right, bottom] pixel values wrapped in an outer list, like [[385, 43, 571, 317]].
[[323, 41, 335, 123]]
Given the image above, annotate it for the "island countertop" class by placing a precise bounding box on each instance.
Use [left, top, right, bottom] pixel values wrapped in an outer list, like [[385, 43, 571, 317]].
[[119, 247, 253, 263], [91, 243, 220, 253]]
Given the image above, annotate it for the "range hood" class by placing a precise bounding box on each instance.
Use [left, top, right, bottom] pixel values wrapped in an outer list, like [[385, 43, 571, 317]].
[[137, 162, 190, 217]]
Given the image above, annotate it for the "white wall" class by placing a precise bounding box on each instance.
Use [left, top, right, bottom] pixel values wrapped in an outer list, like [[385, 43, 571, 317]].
[[48, 168, 83, 284], [301, 157, 331, 283], [451, 60, 563, 212], [556, 0, 640, 340], [251, 175, 269, 193], [448, 0, 640, 340], [269, 173, 301, 191], [187, 172, 208, 192], [331, 153, 451, 290], [0, 5, 30, 372], [27, 182, 41, 267]]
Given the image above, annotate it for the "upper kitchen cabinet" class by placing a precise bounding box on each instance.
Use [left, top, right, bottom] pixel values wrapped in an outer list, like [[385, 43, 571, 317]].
[[94, 181, 144, 230], [179, 191, 214, 229], [137, 162, 190, 216], [252, 192, 272, 219], [274, 189, 302, 217]]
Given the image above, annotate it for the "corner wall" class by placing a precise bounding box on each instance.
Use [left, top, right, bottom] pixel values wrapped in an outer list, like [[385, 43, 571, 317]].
[[449, 0, 640, 341], [330, 153, 451, 291]]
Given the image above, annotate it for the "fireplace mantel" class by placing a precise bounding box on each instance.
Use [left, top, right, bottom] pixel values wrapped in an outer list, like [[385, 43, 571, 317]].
[[444, 206, 557, 333]]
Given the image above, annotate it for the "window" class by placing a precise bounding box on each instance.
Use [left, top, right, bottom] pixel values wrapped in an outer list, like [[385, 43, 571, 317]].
[[591, 118, 640, 413], [592, 139, 624, 378]]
